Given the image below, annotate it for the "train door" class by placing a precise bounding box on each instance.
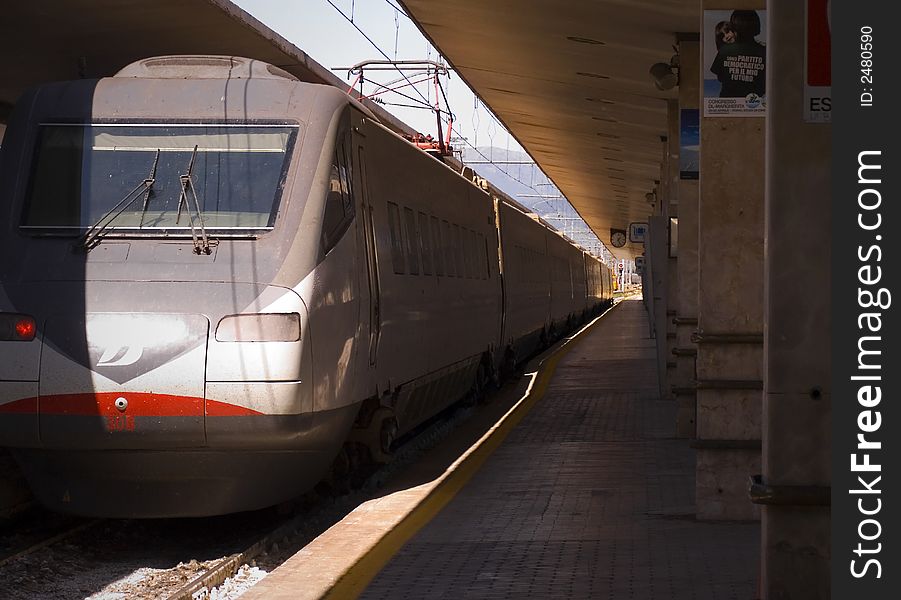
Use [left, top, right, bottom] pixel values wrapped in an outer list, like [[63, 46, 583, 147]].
[[354, 127, 381, 367], [492, 195, 507, 354]]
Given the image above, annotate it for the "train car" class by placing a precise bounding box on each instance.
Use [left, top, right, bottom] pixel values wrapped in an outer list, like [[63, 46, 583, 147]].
[[0, 55, 611, 518], [492, 197, 611, 367], [545, 228, 585, 338], [349, 102, 502, 447], [584, 252, 606, 313], [494, 200, 551, 366], [0, 56, 390, 517]]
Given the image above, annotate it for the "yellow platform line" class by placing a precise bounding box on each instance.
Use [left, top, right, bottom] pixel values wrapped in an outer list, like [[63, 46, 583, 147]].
[[324, 301, 622, 599]]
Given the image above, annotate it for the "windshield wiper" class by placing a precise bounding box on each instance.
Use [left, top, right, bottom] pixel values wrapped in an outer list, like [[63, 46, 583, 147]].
[[175, 145, 212, 255], [138, 150, 160, 228], [80, 149, 159, 251]]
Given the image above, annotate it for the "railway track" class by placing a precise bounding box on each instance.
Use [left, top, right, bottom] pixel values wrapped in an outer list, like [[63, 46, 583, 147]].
[[0, 510, 100, 569], [166, 513, 309, 600], [0, 333, 568, 600], [169, 399, 486, 600], [0, 395, 483, 600]]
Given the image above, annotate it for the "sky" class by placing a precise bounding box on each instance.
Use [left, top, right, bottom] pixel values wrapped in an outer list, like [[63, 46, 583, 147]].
[[232, 0, 524, 155], [231, 0, 610, 260]]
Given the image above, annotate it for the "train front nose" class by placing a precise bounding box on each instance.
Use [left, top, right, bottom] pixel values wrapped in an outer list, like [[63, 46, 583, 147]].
[[1, 288, 327, 517], [38, 313, 210, 448]]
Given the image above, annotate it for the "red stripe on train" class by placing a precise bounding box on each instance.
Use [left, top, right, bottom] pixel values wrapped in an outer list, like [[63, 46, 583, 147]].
[[0, 393, 262, 417], [0, 397, 38, 414]]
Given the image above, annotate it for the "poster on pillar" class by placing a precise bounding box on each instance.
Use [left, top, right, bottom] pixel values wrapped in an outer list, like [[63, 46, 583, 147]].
[[702, 10, 767, 117], [679, 109, 699, 179]]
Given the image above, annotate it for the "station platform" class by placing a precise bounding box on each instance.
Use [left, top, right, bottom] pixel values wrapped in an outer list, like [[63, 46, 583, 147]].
[[246, 299, 760, 599]]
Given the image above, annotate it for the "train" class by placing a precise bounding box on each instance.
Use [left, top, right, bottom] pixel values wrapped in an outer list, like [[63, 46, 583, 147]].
[[0, 55, 613, 518]]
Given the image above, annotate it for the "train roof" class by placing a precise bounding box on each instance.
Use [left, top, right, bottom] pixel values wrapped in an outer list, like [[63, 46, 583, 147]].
[[113, 55, 301, 82], [7, 55, 382, 132]]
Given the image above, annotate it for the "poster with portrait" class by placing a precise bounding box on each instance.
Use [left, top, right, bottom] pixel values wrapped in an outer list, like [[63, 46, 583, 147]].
[[703, 9, 767, 117]]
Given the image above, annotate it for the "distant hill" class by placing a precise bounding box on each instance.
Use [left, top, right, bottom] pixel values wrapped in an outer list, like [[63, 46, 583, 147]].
[[459, 147, 568, 214]]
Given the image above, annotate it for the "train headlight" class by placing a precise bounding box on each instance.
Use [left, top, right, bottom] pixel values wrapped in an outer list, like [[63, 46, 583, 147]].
[[0, 314, 37, 341], [215, 313, 301, 342]]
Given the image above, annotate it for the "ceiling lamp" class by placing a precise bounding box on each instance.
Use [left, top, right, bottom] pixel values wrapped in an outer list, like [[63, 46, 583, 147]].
[[649, 51, 680, 91]]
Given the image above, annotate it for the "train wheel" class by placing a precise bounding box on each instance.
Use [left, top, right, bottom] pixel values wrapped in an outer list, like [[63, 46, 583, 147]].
[[379, 414, 398, 458], [544, 325, 557, 345], [500, 347, 517, 382], [318, 444, 355, 495], [348, 405, 397, 466], [464, 360, 492, 406], [486, 355, 503, 391]]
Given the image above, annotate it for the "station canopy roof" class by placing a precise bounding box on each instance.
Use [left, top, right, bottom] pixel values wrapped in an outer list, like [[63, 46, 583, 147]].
[[400, 0, 699, 258], [0, 0, 410, 132], [2, 0, 696, 259]]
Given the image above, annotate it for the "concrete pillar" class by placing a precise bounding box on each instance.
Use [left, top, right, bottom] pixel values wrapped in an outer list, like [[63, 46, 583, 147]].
[[647, 214, 669, 400], [663, 102, 680, 401], [673, 39, 701, 438], [642, 231, 655, 336], [759, 0, 830, 597], [645, 112, 674, 402], [695, 0, 765, 521]]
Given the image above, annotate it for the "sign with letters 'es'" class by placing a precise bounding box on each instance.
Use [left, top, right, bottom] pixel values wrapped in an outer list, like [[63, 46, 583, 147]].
[[804, 0, 831, 122]]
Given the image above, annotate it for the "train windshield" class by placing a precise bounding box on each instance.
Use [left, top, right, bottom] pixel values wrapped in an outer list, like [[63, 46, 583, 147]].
[[20, 123, 298, 234]]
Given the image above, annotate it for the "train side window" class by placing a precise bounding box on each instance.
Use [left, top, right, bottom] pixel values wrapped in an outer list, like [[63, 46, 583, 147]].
[[320, 138, 357, 255], [466, 228, 475, 279], [387, 201, 405, 274], [459, 226, 469, 279], [403, 207, 419, 275], [469, 230, 479, 280], [418, 211, 432, 276], [453, 224, 465, 278], [338, 140, 354, 214], [517, 247, 524, 278], [430, 216, 444, 276], [464, 229, 476, 279], [443, 220, 455, 277], [478, 232, 487, 279], [321, 158, 346, 253]]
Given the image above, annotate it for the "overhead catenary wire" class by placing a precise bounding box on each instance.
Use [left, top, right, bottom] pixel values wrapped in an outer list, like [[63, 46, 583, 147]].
[[393, 8, 400, 59], [323, 0, 607, 257], [383, 0, 413, 21], [365, 75, 435, 104], [324, 0, 434, 111], [453, 102, 608, 255]]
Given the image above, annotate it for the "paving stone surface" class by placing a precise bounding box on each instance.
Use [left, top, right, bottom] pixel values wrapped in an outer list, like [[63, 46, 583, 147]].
[[362, 300, 759, 600]]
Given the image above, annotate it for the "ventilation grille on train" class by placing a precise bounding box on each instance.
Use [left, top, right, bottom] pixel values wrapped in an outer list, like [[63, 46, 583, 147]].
[[114, 55, 299, 81]]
